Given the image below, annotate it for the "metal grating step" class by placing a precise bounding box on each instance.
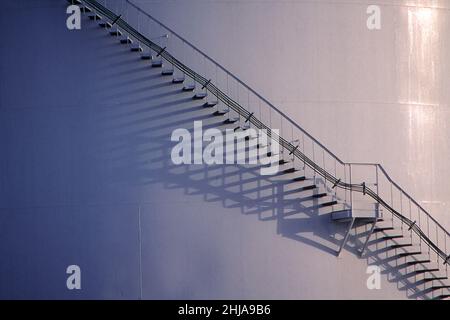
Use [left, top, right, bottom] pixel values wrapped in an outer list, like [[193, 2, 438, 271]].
[[161, 69, 174, 76], [110, 29, 122, 36], [193, 92, 207, 100], [172, 77, 185, 84], [89, 13, 102, 20], [283, 168, 297, 174], [99, 21, 112, 29], [141, 53, 152, 60], [152, 60, 163, 68], [223, 117, 239, 124], [182, 84, 195, 92], [120, 36, 132, 44], [203, 101, 217, 108], [131, 45, 143, 52]]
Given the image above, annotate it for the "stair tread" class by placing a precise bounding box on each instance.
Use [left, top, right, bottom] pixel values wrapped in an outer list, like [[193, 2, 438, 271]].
[[193, 92, 207, 99], [203, 101, 217, 107], [161, 69, 174, 76], [141, 53, 152, 60], [223, 117, 239, 124], [213, 110, 229, 116], [182, 85, 195, 91]]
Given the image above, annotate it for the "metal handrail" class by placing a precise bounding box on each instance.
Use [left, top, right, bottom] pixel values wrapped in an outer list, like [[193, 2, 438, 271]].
[[78, 0, 449, 265]]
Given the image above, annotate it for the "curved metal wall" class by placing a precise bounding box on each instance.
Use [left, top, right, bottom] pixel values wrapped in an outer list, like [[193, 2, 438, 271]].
[[0, 0, 448, 299]]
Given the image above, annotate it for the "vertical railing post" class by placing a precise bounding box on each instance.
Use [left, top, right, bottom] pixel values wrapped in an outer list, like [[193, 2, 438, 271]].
[[349, 164, 353, 209], [375, 164, 379, 218]]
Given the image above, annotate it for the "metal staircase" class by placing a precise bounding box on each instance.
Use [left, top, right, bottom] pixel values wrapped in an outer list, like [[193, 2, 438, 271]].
[[70, 0, 450, 299]]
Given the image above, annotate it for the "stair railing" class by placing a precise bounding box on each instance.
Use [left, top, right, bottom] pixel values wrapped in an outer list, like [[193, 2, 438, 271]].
[[76, 0, 449, 273]]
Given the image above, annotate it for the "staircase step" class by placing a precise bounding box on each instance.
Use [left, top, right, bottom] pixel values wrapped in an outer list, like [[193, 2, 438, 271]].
[[131, 45, 143, 52], [223, 117, 239, 124], [193, 92, 207, 100], [88, 13, 102, 20], [141, 53, 152, 60], [99, 21, 112, 29], [321, 200, 338, 207], [213, 109, 229, 116], [172, 77, 185, 84], [110, 28, 122, 36], [283, 168, 297, 174], [182, 84, 195, 92], [279, 159, 289, 165], [152, 60, 163, 68], [203, 101, 218, 108], [120, 36, 133, 44], [161, 69, 174, 76], [292, 176, 306, 182]]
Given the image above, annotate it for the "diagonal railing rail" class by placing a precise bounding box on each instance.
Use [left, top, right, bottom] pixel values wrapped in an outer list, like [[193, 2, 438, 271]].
[[73, 0, 449, 274]]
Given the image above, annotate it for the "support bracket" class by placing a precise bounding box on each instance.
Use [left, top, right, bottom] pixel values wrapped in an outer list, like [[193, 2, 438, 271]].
[[337, 218, 356, 256], [359, 218, 377, 257]]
